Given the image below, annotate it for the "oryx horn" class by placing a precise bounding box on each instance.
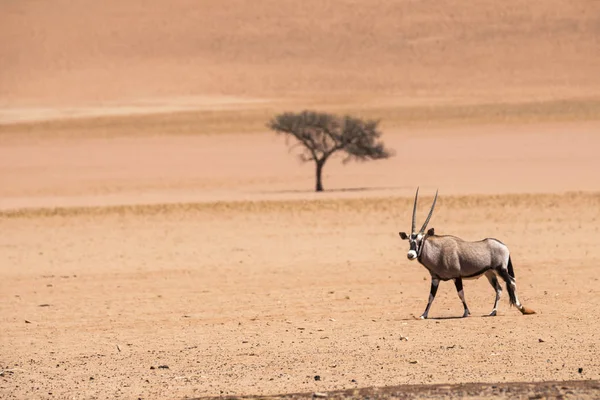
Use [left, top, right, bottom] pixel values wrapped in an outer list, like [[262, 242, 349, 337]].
[[419, 189, 438, 233], [411, 187, 419, 233]]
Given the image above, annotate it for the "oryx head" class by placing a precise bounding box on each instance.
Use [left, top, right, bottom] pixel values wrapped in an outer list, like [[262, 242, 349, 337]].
[[399, 187, 438, 261]]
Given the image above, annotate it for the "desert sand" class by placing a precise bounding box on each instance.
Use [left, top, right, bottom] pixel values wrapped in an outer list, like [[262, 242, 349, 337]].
[[1, 1, 600, 399]]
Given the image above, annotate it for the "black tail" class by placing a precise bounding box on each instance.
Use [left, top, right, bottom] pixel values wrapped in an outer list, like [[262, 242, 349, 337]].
[[498, 260, 517, 307], [502, 255, 536, 315]]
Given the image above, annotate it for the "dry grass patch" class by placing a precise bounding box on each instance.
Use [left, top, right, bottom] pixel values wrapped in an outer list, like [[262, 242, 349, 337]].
[[1, 98, 599, 139], [2, 191, 598, 220]]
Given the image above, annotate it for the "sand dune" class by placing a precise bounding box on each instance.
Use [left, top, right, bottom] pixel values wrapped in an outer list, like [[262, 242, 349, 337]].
[[2, 0, 600, 112]]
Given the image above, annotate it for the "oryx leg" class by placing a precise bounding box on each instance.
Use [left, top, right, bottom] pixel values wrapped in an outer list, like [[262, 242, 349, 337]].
[[497, 267, 522, 308], [484, 270, 502, 316], [497, 264, 536, 315], [454, 278, 471, 318], [420, 278, 439, 319]]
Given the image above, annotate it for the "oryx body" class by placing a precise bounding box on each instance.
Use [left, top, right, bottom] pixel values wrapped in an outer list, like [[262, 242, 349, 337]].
[[399, 188, 535, 319]]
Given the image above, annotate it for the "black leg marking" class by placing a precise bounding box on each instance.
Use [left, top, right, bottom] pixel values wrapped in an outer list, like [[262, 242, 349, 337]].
[[454, 278, 470, 317], [497, 267, 519, 308], [500, 258, 535, 315], [420, 278, 439, 319], [485, 270, 502, 316], [454, 277, 463, 292]]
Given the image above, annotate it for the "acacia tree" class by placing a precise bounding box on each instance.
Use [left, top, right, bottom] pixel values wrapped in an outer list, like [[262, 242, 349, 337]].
[[268, 110, 394, 192]]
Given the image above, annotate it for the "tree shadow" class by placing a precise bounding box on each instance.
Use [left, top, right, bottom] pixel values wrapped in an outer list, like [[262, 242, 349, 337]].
[[261, 185, 406, 194]]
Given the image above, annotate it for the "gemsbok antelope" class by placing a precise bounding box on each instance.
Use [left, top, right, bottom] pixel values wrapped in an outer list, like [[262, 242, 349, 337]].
[[398, 188, 536, 319]]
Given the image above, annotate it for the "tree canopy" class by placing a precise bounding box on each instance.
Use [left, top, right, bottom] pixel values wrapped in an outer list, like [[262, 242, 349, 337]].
[[268, 110, 394, 191]]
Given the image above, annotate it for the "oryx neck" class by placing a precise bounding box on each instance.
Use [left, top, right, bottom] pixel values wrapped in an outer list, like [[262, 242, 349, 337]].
[[417, 232, 432, 261]]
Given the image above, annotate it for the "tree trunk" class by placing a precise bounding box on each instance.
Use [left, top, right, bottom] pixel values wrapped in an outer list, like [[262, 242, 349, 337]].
[[315, 160, 324, 192]]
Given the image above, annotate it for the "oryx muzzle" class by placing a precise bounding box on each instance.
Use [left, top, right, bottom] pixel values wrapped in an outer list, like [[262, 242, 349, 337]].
[[398, 188, 536, 319]]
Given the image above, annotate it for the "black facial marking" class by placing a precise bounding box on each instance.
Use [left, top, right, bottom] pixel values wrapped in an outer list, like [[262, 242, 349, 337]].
[[409, 240, 417, 252]]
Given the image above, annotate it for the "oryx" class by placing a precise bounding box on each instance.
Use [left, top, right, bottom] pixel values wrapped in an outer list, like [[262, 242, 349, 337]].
[[398, 188, 535, 319]]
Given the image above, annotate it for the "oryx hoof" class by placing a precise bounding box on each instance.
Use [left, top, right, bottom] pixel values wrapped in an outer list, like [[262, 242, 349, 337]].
[[419, 315, 428, 320], [462, 311, 471, 318], [487, 310, 497, 317]]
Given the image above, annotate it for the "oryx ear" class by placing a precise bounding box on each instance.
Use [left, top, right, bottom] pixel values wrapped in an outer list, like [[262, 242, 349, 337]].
[[427, 228, 435, 236], [399, 232, 408, 240]]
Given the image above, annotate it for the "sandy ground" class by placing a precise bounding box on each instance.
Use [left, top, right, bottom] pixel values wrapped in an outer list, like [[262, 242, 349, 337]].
[[2, 1, 600, 399], [1, 192, 600, 399]]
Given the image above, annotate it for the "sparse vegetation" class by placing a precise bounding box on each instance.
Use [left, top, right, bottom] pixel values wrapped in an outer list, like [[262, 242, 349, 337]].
[[268, 110, 394, 192]]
